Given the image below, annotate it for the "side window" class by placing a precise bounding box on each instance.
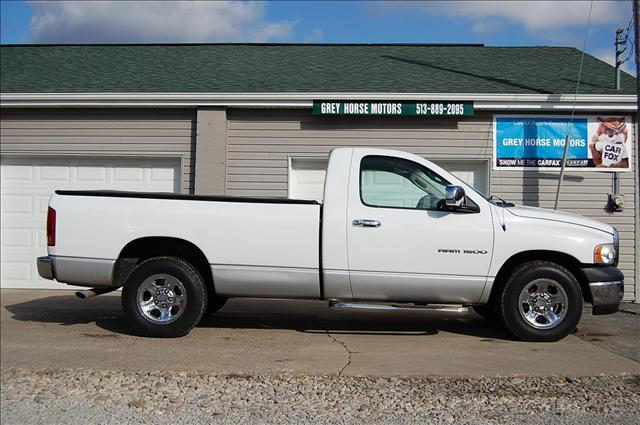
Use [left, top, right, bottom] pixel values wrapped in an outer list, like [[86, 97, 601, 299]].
[[360, 156, 450, 210]]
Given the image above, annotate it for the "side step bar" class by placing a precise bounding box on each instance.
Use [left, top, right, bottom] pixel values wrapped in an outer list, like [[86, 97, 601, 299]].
[[329, 300, 470, 313]]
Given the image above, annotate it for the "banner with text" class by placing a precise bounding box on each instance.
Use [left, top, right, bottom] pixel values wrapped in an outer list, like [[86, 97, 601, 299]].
[[494, 115, 633, 172]]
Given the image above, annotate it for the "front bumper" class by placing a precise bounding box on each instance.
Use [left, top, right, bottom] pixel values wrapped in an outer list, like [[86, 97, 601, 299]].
[[581, 266, 624, 315], [37, 256, 54, 280]]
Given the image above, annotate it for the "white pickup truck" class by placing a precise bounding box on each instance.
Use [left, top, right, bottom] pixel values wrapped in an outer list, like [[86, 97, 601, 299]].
[[37, 148, 623, 341]]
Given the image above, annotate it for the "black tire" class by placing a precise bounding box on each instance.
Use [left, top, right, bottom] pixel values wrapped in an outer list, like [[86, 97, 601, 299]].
[[472, 304, 500, 321], [499, 261, 582, 342], [122, 256, 207, 338]]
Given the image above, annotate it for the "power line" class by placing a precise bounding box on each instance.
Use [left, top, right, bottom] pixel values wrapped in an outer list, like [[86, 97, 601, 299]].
[[622, 17, 634, 42]]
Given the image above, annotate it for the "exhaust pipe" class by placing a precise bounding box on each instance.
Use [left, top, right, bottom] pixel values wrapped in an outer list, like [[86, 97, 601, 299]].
[[75, 288, 116, 299]]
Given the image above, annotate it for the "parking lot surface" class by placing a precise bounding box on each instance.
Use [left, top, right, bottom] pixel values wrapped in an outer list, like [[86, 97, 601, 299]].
[[1, 289, 639, 376], [1, 290, 639, 425]]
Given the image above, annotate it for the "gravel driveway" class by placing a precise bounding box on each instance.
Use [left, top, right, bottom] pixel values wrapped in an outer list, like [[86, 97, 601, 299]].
[[2, 368, 639, 425]]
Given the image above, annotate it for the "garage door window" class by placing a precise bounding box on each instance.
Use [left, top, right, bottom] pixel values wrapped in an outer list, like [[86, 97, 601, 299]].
[[288, 158, 329, 201]]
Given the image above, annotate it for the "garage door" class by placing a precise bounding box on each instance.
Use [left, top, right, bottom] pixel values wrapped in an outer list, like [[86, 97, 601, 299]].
[[288, 158, 489, 201], [0, 156, 181, 289], [434, 160, 489, 195]]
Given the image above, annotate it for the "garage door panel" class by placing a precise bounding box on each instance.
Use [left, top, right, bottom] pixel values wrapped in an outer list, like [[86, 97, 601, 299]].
[[1, 156, 180, 289], [2, 165, 33, 182], [0, 261, 33, 281], [2, 194, 33, 214], [77, 167, 107, 181], [39, 166, 70, 182], [1, 228, 33, 248]]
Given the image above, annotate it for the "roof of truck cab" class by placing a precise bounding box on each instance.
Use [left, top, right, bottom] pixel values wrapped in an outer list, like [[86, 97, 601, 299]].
[[1, 43, 636, 95]]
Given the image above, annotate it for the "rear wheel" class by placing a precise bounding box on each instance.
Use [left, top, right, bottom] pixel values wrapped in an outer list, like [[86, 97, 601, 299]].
[[122, 256, 207, 338], [499, 261, 582, 342]]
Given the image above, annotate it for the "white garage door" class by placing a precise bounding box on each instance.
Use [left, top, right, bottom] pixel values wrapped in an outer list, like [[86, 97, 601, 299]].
[[288, 158, 329, 201], [434, 160, 489, 195], [288, 158, 489, 201], [0, 156, 181, 289]]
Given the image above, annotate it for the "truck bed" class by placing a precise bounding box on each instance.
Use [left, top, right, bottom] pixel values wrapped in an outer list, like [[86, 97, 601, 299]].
[[49, 190, 322, 298]]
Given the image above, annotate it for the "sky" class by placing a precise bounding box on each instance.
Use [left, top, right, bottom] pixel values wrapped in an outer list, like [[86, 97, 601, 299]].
[[0, 0, 636, 74]]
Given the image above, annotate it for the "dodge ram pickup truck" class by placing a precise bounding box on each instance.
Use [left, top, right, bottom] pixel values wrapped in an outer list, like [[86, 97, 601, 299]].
[[37, 147, 624, 341]]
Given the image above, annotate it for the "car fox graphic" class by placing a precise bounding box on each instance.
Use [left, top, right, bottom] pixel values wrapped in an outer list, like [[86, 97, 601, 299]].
[[590, 117, 629, 168]]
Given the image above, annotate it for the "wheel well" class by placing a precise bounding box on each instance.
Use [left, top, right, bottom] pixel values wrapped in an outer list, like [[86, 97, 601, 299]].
[[113, 237, 215, 296], [488, 250, 591, 305]]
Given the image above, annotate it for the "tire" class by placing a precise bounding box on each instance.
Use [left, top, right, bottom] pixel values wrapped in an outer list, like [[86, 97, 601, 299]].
[[472, 304, 500, 321], [499, 261, 582, 342], [122, 256, 207, 338]]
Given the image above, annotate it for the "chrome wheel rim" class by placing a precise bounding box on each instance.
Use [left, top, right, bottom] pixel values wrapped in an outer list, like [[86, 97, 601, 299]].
[[136, 274, 187, 324], [518, 278, 568, 329]]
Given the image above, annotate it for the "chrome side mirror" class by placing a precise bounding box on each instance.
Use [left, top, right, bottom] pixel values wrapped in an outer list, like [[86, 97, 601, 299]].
[[445, 185, 465, 207]]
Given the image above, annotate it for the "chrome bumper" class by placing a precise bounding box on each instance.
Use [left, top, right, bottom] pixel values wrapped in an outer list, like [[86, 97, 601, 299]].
[[37, 255, 115, 288], [37, 256, 54, 280], [589, 280, 624, 315], [581, 265, 624, 315]]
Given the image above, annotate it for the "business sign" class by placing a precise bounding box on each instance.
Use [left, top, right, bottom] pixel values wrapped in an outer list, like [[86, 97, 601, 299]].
[[313, 101, 474, 116], [494, 115, 633, 172]]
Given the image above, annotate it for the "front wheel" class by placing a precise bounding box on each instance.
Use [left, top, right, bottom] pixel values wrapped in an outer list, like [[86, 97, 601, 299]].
[[122, 256, 208, 338], [500, 261, 582, 342]]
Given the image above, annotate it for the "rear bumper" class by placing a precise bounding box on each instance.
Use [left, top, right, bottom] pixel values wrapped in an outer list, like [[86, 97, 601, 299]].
[[37, 256, 54, 280], [581, 266, 624, 315], [36, 255, 115, 288]]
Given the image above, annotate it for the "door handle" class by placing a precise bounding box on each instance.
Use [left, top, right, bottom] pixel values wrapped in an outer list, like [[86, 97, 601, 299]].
[[352, 219, 381, 228]]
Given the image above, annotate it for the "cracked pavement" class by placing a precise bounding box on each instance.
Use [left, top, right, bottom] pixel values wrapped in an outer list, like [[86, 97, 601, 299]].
[[1, 290, 639, 376]]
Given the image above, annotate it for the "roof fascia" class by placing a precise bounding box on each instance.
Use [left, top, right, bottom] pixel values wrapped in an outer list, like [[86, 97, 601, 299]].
[[1, 92, 637, 111]]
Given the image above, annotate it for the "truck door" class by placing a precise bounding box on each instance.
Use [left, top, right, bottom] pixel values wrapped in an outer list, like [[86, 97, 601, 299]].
[[346, 151, 494, 303]]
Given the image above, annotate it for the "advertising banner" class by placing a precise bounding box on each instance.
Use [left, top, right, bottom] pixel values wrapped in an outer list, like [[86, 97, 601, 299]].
[[493, 115, 633, 172]]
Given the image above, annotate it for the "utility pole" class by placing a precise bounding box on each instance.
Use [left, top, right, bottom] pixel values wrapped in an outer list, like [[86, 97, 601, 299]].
[[635, 0, 639, 121], [616, 27, 624, 90], [633, 0, 639, 303]]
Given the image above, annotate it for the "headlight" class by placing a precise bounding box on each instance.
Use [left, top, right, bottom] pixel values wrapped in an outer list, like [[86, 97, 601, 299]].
[[594, 243, 617, 265]]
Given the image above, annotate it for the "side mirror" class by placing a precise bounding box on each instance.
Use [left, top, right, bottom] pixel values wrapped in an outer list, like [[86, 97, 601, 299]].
[[445, 185, 465, 207]]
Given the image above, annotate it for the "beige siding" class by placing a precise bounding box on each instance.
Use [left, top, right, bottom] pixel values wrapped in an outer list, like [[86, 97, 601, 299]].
[[227, 109, 637, 301], [0, 109, 196, 193]]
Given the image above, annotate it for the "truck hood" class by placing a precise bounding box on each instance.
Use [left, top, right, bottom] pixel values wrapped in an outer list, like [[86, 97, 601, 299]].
[[506, 205, 613, 234]]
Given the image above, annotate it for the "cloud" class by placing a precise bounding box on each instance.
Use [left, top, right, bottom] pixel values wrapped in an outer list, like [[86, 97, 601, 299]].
[[392, 1, 625, 30], [28, 1, 297, 43], [303, 28, 323, 43], [591, 47, 636, 75], [471, 19, 504, 37], [372, 1, 629, 39]]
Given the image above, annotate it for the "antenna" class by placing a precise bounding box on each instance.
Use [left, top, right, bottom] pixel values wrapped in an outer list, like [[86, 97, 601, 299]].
[[554, 0, 593, 210]]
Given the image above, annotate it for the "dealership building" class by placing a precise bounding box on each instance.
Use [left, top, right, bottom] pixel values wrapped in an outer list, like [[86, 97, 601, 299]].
[[0, 43, 638, 302]]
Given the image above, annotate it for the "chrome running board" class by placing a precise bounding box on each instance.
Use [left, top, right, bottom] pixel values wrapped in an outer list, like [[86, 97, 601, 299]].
[[329, 300, 470, 313]]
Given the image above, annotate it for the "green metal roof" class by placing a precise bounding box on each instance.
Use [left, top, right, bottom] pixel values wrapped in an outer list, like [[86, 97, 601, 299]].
[[0, 44, 636, 95]]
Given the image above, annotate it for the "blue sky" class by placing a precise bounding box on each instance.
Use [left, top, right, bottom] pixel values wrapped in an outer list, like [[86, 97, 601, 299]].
[[1, 0, 636, 74]]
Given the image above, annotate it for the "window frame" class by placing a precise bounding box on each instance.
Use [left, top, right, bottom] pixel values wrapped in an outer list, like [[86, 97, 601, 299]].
[[358, 155, 480, 213]]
